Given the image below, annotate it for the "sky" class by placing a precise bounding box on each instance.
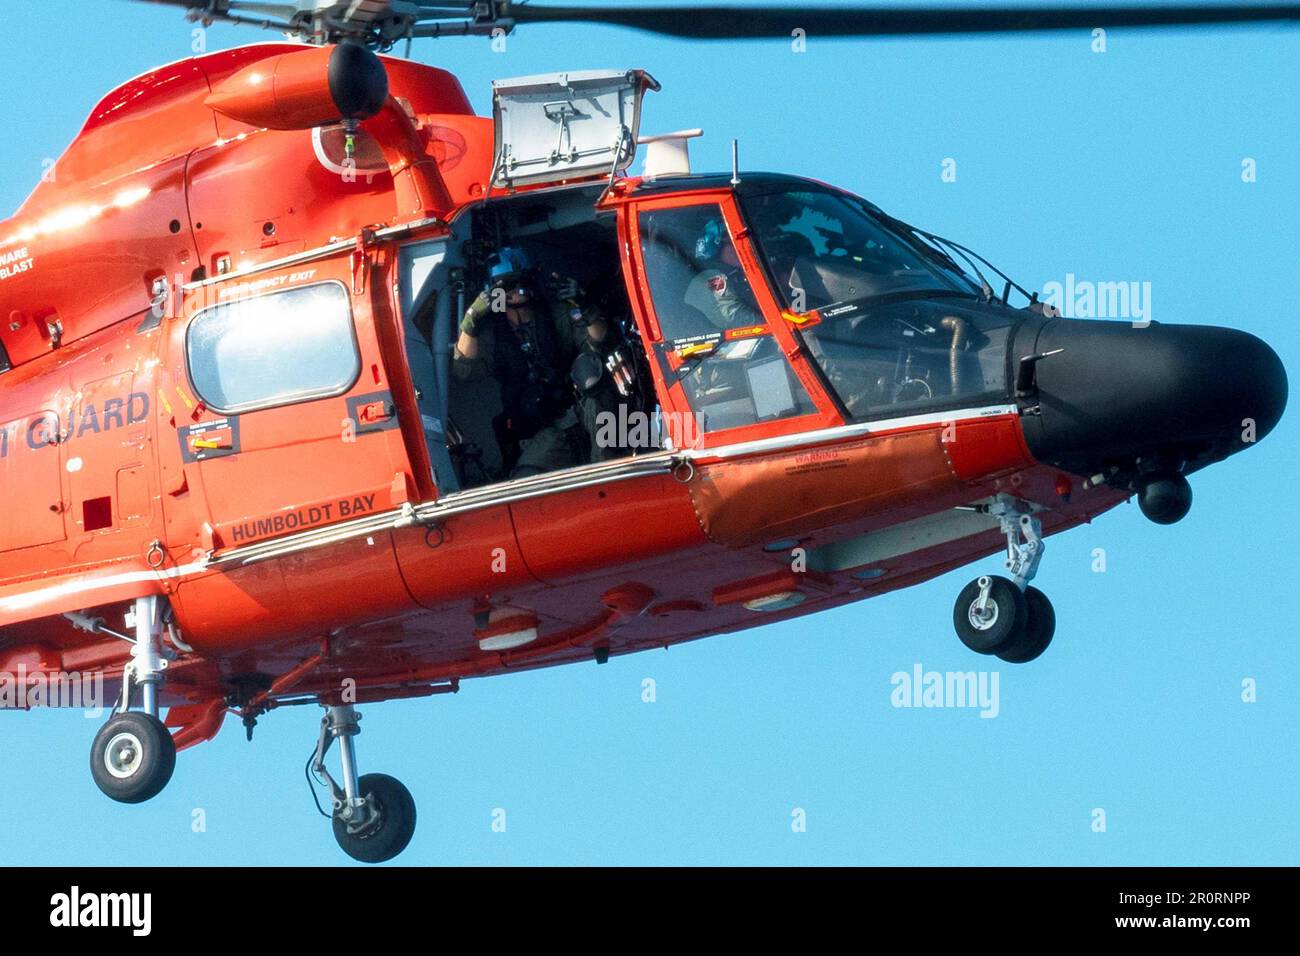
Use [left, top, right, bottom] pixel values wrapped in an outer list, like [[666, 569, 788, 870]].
[[0, 1, 1296, 866]]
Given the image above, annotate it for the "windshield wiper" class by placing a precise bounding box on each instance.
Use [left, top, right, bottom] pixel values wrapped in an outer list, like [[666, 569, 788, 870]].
[[878, 213, 1034, 306], [814, 287, 983, 316], [925, 234, 1034, 306]]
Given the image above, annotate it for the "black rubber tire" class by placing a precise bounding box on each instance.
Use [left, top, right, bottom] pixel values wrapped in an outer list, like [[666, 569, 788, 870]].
[[333, 773, 417, 864], [997, 586, 1057, 664], [90, 712, 177, 804], [954, 576, 1026, 655]]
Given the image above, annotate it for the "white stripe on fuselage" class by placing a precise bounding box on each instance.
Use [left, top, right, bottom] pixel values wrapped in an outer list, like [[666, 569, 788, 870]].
[[0, 561, 210, 615]]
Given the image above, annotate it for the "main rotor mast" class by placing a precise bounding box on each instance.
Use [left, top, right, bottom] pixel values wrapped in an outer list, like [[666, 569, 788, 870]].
[[156, 1, 511, 50]]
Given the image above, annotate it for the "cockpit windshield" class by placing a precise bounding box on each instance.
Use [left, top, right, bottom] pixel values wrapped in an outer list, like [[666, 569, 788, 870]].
[[741, 185, 1016, 422], [742, 187, 979, 312]]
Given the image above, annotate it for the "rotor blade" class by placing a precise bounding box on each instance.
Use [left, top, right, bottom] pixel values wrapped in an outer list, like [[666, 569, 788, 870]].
[[502, 4, 1300, 39]]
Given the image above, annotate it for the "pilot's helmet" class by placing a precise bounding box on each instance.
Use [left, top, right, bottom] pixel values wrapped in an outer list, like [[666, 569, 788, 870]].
[[694, 218, 728, 263], [487, 246, 532, 287]]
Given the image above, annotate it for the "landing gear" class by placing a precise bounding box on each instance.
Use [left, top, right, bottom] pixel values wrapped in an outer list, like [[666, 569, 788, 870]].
[[310, 705, 417, 863], [952, 496, 1057, 663], [90, 596, 177, 803]]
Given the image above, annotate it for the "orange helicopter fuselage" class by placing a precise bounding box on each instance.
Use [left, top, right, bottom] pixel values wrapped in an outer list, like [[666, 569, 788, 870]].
[[0, 43, 1125, 741]]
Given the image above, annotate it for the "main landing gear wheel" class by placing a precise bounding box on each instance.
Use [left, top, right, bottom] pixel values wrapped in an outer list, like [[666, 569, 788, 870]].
[[89, 596, 178, 804], [90, 711, 176, 804], [954, 575, 1026, 655], [332, 773, 417, 864]]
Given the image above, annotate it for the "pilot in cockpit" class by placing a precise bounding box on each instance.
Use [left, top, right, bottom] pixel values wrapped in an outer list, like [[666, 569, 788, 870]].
[[683, 216, 764, 332]]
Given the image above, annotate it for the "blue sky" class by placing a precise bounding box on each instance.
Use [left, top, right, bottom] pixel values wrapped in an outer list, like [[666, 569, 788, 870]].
[[0, 1, 1296, 866]]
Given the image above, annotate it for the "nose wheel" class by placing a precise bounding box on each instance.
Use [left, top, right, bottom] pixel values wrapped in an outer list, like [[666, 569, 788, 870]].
[[953, 496, 1056, 663], [954, 576, 1055, 663], [310, 705, 417, 863], [996, 586, 1056, 663], [954, 575, 1026, 654]]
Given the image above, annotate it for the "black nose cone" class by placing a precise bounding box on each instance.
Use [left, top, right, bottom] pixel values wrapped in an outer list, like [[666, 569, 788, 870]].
[[1016, 319, 1288, 480]]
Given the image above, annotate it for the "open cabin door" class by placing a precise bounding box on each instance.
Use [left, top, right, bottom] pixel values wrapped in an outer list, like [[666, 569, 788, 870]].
[[394, 235, 466, 495]]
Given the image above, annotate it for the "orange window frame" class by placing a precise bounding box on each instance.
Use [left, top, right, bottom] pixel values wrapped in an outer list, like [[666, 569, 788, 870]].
[[618, 190, 842, 449]]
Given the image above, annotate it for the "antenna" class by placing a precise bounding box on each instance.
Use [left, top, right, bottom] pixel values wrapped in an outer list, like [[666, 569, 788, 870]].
[[731, 139, 741, 186]]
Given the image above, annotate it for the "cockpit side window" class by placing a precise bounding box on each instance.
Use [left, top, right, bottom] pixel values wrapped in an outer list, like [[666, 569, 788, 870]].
[[0, 337, 10, 374], [636, 204, 816, 435]]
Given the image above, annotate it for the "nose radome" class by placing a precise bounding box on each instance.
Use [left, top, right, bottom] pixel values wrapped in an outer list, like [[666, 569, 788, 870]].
[[1017, 319, 1288, 481]]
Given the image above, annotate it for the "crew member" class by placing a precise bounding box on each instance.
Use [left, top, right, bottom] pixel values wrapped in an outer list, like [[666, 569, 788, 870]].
[[683, 216, 764, 331], [454, 247, 625, 478]]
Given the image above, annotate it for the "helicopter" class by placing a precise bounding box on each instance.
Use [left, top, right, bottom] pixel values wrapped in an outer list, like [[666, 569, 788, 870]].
[[0, 1, 1290, 863]]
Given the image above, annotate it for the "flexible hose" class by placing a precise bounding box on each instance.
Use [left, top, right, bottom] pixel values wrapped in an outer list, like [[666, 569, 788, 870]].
[[940, 316, 970, 396]]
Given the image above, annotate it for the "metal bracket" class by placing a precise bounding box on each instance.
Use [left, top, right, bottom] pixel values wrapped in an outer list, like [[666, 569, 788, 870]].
[[988, 494, 1045, 589], [972, 575, 994, 616], [122, 596, 169, 717], [310, 705, 376, 833], [544, 101, 582, 165]]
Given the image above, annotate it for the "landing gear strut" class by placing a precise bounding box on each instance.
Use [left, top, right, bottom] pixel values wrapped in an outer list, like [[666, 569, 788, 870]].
[[309, 704, 417, 863], [953, 496, 1057, 664], [90, 596, 177, 803]]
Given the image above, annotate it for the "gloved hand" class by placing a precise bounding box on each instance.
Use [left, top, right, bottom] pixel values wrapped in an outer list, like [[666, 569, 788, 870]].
[[547, 272, 584, 302], [460, 292, 492, 338]]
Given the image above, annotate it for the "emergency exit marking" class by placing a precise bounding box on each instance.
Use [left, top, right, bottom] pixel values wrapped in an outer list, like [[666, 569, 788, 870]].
[[347, 391, 399, 435], [178, 417, 242, 463]]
